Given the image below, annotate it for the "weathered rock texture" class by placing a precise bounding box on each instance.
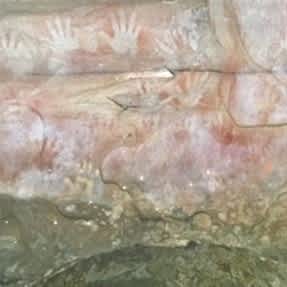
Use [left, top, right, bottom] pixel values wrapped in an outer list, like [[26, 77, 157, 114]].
[[0, 0, 287, 286], [0, 0, 286, 75]]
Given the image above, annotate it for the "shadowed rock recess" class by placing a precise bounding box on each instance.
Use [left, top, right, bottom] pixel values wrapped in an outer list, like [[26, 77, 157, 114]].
[[0, 0, 287, 286]]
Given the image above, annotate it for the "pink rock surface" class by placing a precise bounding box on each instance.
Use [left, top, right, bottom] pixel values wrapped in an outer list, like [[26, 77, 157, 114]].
[[0, 0, 286, 227], [0, 71, 285, 224], [1, 2, 287, 284], [0, 0, 286, 75]]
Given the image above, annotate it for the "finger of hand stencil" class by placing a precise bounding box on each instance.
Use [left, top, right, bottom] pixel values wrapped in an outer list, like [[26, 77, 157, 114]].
[[64, 18, 72, 38], [47, 20, 58, 40], [128, 11, 137, 35], [111, 13, 120, 34], [119, 10, 127, 33], [55, 17, 65, 38]]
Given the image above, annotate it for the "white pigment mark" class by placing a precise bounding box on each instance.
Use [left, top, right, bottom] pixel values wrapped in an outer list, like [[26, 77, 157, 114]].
[[100, 10, 141, 56], [0, 30, 39, 75], [43, 17, 79, 54]]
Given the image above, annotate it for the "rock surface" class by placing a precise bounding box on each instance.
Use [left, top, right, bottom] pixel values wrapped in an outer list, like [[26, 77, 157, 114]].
[[0, 0, 287, 286], [0, 0, 286, 74]]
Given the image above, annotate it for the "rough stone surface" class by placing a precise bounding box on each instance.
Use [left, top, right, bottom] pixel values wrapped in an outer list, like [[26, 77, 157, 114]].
[[0, 0, 287, 286], [0, 0, 286, 74]]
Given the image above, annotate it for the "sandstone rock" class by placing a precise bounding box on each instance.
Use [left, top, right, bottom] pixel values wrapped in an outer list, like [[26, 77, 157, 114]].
[[0, 0, 286, 286], [0, 0, 285, 75]]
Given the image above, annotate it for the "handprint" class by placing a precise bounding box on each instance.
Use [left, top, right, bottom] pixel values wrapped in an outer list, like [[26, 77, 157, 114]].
[[101, 10, 141, 56], [0, 31, 39, 75], [42, 17, 79, 74], [155, 27, 199, 69], [36, 138, 60, 170], [155, 29, 182, 69], [65, 161, 104, 200], [43, 17, 79, 54], [155, 7, 204, 69]]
